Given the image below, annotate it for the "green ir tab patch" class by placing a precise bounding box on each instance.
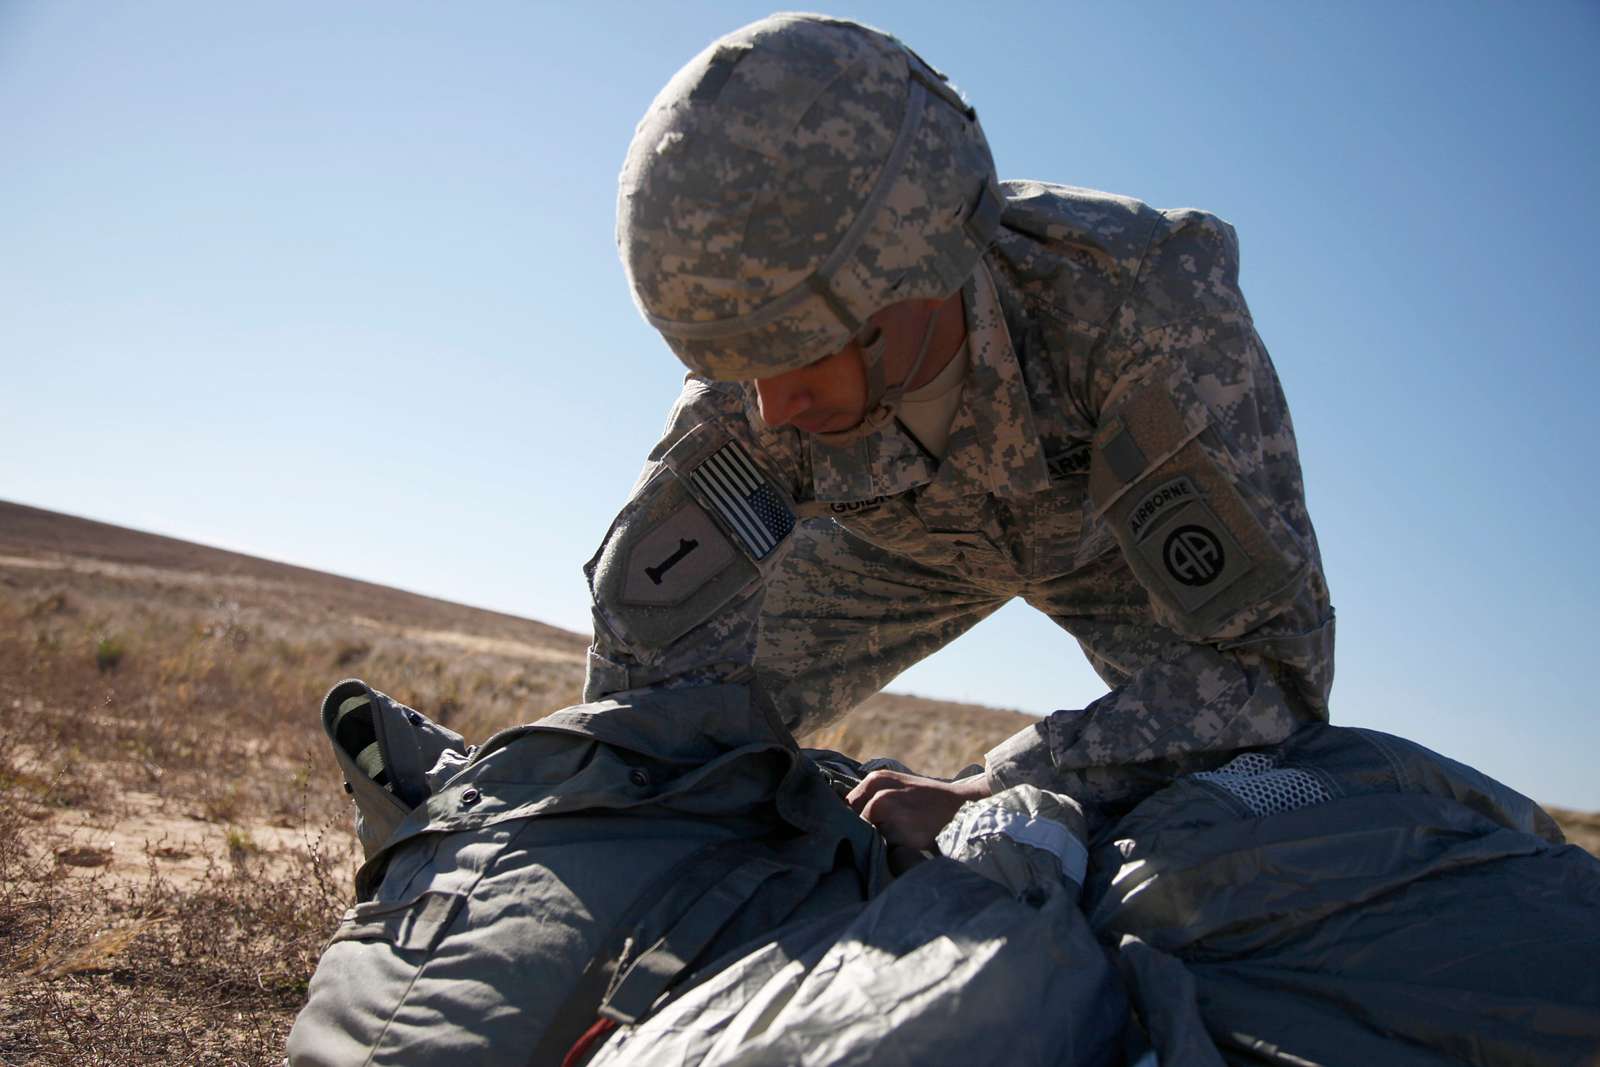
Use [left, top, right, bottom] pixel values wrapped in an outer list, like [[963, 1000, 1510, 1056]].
[[1098, 419, 1148, 484]]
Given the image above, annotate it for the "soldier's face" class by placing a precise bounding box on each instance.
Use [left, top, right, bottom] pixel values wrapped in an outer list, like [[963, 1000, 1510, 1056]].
[[751, 335, 870, 434], [752, 299, 942, 435]]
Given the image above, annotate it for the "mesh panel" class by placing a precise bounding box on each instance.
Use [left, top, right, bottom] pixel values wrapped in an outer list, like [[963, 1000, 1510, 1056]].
[[1207, 751, 1277, 776], [1192, 751, 1331, 816]]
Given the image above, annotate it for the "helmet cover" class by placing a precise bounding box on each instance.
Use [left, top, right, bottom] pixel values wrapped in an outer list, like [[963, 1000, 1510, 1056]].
[[617, 13, 1001, 380]]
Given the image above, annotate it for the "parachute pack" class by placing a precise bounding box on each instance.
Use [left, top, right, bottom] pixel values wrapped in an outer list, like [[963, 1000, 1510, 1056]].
[[292, 680, 1600, 1066]]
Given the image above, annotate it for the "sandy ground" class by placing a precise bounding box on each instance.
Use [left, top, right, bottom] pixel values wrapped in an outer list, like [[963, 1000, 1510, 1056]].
[[40, 787, 332, 890]]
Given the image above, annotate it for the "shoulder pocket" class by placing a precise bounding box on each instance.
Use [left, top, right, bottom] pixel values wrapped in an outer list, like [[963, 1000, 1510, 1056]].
[[1089, 354, 1306, 639], [589, 421, 798, 655]]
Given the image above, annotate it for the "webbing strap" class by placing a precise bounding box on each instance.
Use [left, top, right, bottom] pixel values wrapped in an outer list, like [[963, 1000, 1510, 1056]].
[[525, 840, 726, 1067], [599, 854, 787, 1023], [333, 694, 389, 786], [528, 844, 784, 1067]]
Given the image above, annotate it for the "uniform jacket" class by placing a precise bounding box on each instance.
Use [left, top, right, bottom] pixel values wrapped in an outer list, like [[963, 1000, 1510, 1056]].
[[585, 181, 1335, 815]]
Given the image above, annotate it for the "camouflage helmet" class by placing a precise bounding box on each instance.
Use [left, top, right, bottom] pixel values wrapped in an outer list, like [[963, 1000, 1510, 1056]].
[[617, 13, 1002, 381]]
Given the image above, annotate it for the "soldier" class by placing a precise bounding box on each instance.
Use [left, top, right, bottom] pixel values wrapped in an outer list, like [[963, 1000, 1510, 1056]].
[[587, 13, 1334, 843]]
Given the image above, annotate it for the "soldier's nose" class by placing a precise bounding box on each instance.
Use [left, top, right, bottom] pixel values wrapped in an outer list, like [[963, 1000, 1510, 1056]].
[[754, 379, 814, 428]]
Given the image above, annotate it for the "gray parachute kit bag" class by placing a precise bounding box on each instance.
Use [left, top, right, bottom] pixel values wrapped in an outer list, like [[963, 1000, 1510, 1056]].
[[297, 679, 1128, 1067], [295, 680, 1600, 1066], [292, 680, 895, 1067]]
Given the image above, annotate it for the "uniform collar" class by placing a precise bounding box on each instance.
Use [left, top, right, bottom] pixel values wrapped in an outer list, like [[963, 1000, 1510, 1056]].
[[914, 260, 1051, 505], [804, 260, 1049, 504]]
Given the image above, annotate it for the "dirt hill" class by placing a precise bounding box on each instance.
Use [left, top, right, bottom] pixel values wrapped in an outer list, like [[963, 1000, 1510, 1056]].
[[0, 499, 1024, 770], [1, 499, 1594, 1063]]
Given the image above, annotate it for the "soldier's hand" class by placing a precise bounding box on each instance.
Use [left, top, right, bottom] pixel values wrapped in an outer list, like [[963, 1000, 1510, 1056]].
[[846, 769, 992, 851]]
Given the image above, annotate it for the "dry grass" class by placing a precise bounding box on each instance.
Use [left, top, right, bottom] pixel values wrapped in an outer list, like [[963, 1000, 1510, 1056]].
[[0, 502, 589, 1064], [1546, 807, 1600, 858], [803, 690, 1036, 779], [0, 589, 351, 1065], [1, 499, 1594, 1064]]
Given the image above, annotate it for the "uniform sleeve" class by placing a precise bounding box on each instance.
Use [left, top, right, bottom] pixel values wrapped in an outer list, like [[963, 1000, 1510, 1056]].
[[582, 376, 807, 701], [986, 209, 1335, 815]]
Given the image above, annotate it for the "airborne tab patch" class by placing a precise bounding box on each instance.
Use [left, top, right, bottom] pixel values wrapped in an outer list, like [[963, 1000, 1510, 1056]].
[[1128, 476, 1199, 542], [687, 442, 796, 561]]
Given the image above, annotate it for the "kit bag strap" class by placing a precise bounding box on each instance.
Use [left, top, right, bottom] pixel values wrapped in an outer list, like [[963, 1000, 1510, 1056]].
[[598, 851, 788, 1024], [527, 838, 761, 1066]]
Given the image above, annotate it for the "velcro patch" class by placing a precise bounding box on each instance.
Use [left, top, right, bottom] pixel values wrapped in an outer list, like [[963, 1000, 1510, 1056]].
[[687, 442, 795, 561]]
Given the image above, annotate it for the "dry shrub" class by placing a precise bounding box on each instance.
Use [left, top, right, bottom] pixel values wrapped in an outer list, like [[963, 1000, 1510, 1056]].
[[95, 635, 125, 673], [0, 689, 354, 1064], [0, 544, 591, 1064], [0, 811, 351, 1065]]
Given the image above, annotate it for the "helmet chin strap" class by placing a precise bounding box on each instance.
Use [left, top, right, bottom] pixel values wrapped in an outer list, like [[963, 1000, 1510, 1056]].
[[810, 306, 943, 447]]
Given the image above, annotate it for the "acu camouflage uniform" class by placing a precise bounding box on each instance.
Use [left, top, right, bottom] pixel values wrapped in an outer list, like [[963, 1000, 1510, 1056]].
[[587, 15, 1334, 814], [588, 183, 1334, 809]]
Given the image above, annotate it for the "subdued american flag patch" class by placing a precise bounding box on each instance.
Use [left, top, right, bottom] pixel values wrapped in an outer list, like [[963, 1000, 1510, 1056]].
[[688, 442, 795, 560]]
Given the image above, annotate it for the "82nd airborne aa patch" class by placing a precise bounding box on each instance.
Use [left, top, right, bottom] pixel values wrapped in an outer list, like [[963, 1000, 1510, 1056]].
[[1162, 524, 1229, 587], [1126, 476, 1251, 612]]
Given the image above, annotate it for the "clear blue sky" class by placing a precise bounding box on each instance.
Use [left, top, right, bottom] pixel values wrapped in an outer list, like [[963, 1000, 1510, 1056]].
[[4, 2, 1597, 808]]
